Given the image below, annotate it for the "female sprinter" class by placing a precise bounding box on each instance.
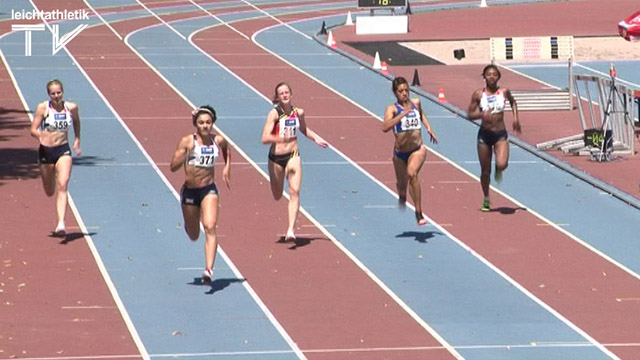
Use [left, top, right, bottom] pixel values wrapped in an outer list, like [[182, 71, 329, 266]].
[[467, 64, 521, 211], [261, 82, 328, 242], [382, 76, 438, 226], [170, 105, 231, 282], [30, 79, 81, 236]]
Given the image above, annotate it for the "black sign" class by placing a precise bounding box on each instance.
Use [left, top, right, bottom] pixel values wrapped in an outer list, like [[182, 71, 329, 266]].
[[358, 0, 407, 8]]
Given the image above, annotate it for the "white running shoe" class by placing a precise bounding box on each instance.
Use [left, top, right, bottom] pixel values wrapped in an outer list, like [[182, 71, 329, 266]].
[[202, 268, 213, 283], [285, 231, 296, 242], [54, 223, 66, 236]]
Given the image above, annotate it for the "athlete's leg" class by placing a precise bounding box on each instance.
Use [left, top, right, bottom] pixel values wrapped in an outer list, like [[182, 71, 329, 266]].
[[39, 163, 56, 197], [392, 155, 409, 206], [407, 146, 427, 223], [494, 139, 510, 173], [182, 204, 201, 241], [200, 193, 219, 278], [53, 155, 72, 232], [285, 156, 302, 239], [268, 160, 286, 200], [477, 142, 493, 199]]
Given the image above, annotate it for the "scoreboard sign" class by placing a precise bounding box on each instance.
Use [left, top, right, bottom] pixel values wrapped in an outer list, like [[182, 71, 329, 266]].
[[357, 0, 407, 8]]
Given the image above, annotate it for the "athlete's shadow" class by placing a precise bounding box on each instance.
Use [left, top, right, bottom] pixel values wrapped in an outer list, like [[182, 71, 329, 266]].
[[395, 231, 441, 244], [276, 236, 327, 250], [489, 206, 527, 215], [72, 155, 114, 167], [189, 277, 246, 295], [50, 231, 96, 245]]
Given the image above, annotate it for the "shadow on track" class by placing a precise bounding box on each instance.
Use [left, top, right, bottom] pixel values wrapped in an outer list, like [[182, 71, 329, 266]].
[[276, 235, 329, 250], [49, 231, 97, 245], [395, 230, 442, 244], [189, 277, 246, 295], [489, 206, 527, 215]]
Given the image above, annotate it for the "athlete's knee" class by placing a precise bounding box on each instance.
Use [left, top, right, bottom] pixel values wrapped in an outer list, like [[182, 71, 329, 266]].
[[288, 186, 300, 199], [496, 160, 508, 171], [272, 190, 283, 201], [56, 180, 68, 193], [202, 222, 216, 236], [184, 225, 200, 241], [44, 186, 56, 197]]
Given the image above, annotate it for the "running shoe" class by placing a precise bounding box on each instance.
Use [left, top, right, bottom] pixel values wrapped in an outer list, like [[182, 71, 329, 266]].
[[54, 223, 66, 236], [202, 268, 213, 283], [481, 199, 491, 212], [416, 213, 428, 226], [285, 231, 296, 242]]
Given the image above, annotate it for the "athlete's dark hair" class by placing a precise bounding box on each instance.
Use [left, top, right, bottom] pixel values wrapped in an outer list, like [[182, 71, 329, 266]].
[[272, 82, 292, 105], [192, 105, 217, 126], [391, 76, 409, 93], [46, 79, 64, 93], [482, 64, 501, 79]]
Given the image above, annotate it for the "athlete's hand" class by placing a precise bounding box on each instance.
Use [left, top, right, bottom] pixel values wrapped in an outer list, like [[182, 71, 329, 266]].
[[222, 167, 231, 190], [427, 129, 438, 144], [73, 138, 82, 156], [512, 120, 522, 134], [315, 137, 328, 148]]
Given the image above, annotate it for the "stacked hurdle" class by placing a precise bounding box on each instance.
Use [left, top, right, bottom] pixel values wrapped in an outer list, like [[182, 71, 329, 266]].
[[537, 72, 636, 158]]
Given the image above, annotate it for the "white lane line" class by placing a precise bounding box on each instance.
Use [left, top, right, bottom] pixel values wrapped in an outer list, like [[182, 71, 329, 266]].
[[82, 0, 124, 40], [135, 0, 186, 40], [186, 0, 250, 40]]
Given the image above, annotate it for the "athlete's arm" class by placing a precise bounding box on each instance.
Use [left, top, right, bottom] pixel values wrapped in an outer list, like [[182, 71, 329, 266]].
[[217, 135, 231, 189], [504, 88, 521, 133], [382, 103, 408, 132], [261, 108, 288, 144], [69, 102, 82, 155], [170, 135, 190, 172], [30, 102, 47, 141], [466, 89, 485, 120]]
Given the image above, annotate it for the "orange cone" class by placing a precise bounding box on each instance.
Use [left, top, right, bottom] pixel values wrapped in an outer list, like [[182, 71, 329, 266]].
[[438, 88, 446, 103], [327, 31, 336, 48], [381, 61, 389, 75]]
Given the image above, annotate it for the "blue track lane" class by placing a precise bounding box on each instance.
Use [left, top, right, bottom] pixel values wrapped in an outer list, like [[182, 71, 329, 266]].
[[123, 9, 616, 359]]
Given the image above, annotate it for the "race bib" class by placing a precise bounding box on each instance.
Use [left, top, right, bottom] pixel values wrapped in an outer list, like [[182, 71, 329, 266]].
[[279, 118, 298, 138], [195, 146, 218, 168], [399, 110, 421, 131]]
